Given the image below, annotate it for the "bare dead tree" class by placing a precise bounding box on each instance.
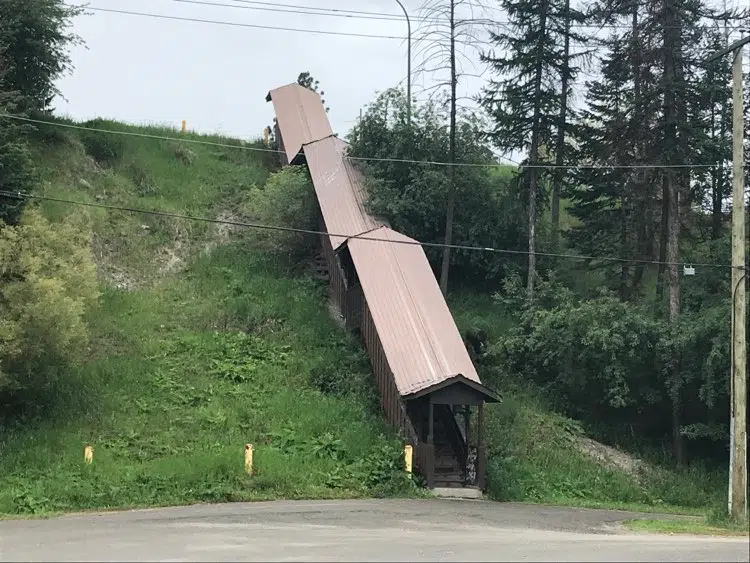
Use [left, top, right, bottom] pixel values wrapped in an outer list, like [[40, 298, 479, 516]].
[[412, 0, 492, 295]]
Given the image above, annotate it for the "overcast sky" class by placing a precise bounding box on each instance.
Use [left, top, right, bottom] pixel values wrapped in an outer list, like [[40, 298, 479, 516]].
[[53, 0, 746, 148], [53, 0, 491, 141]]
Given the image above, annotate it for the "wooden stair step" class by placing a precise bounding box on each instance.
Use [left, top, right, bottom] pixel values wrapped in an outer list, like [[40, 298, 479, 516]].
[[434, 482, 467, 488], [435, 460, 461, 469], [434, 466, 464, 473]]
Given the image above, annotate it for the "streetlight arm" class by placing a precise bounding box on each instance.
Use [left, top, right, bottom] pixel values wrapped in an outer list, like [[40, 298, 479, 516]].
[[393, 0, 412, 122], [705, 35, 750, 64]]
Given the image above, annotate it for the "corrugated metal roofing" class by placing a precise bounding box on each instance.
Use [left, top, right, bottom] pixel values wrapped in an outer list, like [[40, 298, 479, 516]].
[[348, 227, 481, 396], [266, 82, 489, 399], [304, 135, 384, 250], [266, 84, 333, 164]]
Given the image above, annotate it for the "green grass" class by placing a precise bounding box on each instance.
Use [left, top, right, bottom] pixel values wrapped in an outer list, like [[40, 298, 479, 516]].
[[0, 249, 413, 516], [624, 518, 749, 537], [482, 391, 728, 514], [0, 118, 415, 517]]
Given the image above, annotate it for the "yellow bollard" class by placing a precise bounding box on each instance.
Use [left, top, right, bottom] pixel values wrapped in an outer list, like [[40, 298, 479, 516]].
[[84, 444, 93, 465], [244, 444, 253, 476], [181, 120, 187, 134], [404, 444, 413, 476]]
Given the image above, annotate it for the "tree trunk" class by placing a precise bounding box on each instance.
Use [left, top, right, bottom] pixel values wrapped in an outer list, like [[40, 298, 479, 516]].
[[630, 1, 647, 297], [656, 176, 669, 302], [667, 170, 683, 465], [620, 202, 630, 299], [439, 0, 457, 296], [550, 0, 571, 250], [663, 0, 684, 465], [526, 0, 548, 300]]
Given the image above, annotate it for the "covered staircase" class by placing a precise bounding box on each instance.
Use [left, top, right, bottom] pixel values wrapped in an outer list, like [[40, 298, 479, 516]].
[[266, 83, 501, 494], [434, 409, 468, 488]]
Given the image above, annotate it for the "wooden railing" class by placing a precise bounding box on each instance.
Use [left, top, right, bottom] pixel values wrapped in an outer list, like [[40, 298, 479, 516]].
[[416, 443, 435, 488], [438, 405, 467, 470]]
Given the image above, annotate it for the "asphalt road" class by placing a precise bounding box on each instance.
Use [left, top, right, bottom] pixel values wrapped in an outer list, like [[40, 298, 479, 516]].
[[0, 499, 747, 562]]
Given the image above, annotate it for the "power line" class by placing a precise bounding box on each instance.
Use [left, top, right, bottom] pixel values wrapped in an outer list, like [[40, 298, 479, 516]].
[[189, 0, 749, 31], [0, 190, 733, 269], [345, 154, 735, 170], [3, 113, 742, 171], [0, 113, 284, 154], [171, 0, 418, 23], [226, 0, 413, 20], [86, 6, 404, 39], [88, 1, 746, 36]]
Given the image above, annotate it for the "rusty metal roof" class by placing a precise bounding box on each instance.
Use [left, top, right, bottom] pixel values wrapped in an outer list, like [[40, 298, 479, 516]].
[[266, 84, 333, 164], [267, 82, 491, 400], [347, 227, 481, 397], [304, 135, 384, 250]]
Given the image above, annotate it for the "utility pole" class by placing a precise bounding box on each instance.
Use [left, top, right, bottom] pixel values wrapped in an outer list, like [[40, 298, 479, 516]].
[[706, 34, 749, 523], [393, 0, 412, 123]]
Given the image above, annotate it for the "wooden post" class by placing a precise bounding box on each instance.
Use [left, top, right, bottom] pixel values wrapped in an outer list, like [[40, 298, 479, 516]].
[[181, 120, 187, 134], [729, 43, 747, 522], [84, 444, 93, 465], [463, 406, 471, 483], [244, 444, 253, 476], [404, 444, 413, 476], [427, 402, 435, 488], [477, 403, 486, 489], [428, 402, 434, 445]]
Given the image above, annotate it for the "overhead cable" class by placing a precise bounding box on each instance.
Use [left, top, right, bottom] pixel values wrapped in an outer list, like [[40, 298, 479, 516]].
[[1, 113, 742, 171], [86, 6, 405, 39], [0, 190, 735, 269], [170, 0, 748, 31]]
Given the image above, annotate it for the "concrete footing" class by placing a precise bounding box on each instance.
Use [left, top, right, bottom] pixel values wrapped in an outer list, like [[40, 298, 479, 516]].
[[431, 487, 484, 500]]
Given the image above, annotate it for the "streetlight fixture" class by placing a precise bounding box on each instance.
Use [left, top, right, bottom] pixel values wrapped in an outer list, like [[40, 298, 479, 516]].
[[393, 0, 412, 123]]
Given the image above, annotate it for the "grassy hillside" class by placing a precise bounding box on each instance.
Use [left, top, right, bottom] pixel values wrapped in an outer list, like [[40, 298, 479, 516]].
[[0, 118, 737, 532], [0, 120, 413, 516]]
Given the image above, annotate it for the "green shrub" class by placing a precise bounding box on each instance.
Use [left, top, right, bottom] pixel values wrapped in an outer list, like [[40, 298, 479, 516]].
[[0, 208, 99, 409], [174, 145, 196, 166], [126, 161, 155, 196], [0, 92, 36, 225], [347, 88, 526, 284], [241, 166, 318, 260], [79, 120, 126, 165], [496, 273, 732, 450]]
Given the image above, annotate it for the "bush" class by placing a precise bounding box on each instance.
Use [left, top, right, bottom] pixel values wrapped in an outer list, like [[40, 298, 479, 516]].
[[0, 208, 99, 409], [79, 120, 126, 165], [241, 166, 318, 260], [0, 90, 35, 225], [347, 88, 527, 285], [126, 161, 155, 196], [496, 273, 732, 450]]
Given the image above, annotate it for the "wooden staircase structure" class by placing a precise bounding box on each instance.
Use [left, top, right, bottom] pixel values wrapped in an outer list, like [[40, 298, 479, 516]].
[[266, 84, 501, 491]]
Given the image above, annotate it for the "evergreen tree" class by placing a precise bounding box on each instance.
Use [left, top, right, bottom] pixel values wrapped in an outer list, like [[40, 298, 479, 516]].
[[480, 0, 587, 298], [688, 22, 733, 240], [570, 0, 743, 463], [569, 2, 663, 299], [296, 71, 329, 113], [0, 0, 83, 112]]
